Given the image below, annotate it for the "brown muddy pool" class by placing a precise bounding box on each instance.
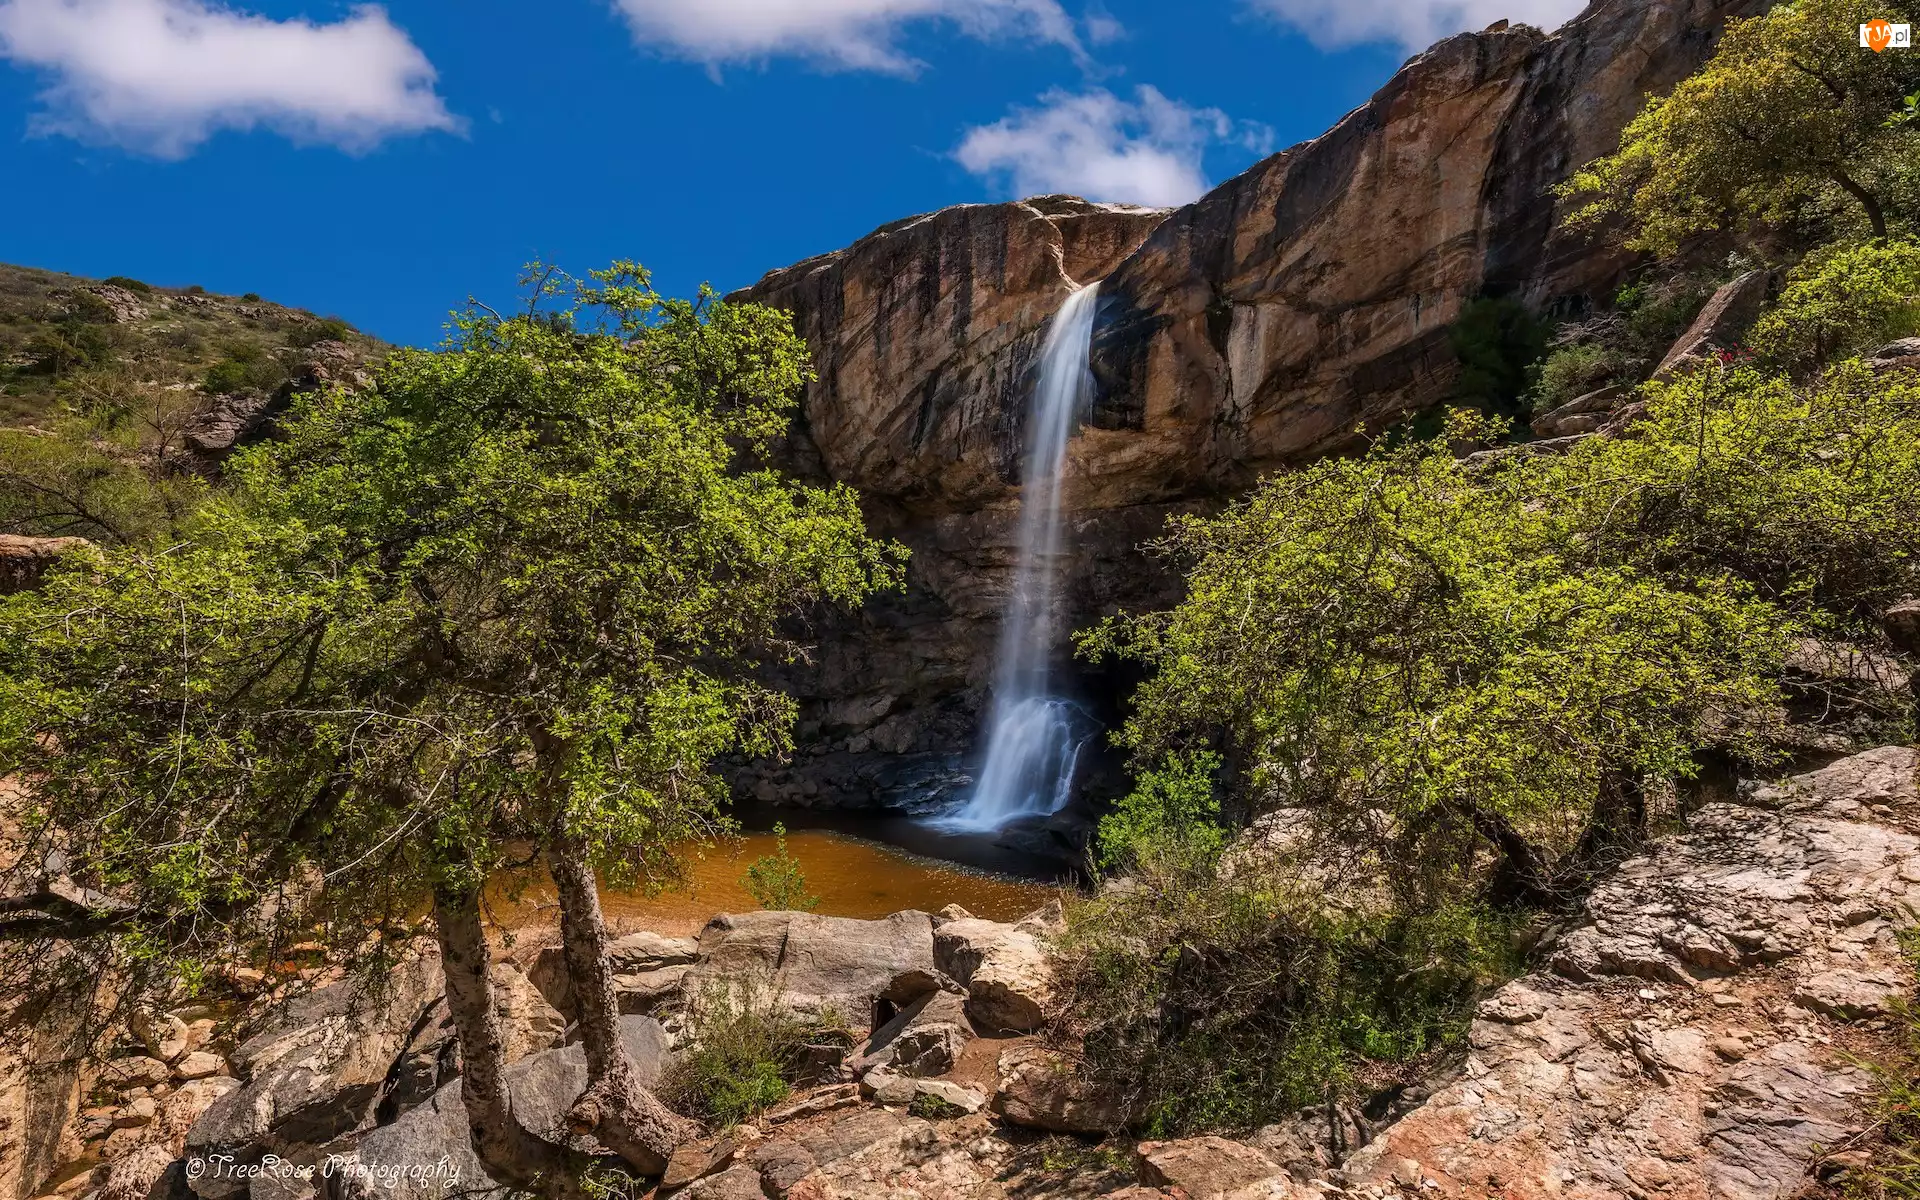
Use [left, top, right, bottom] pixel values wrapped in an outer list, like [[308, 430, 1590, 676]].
[[491, 828, 1064, 936]]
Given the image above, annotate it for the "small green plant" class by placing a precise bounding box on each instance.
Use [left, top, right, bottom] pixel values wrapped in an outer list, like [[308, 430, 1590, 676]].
[[102, 276, 153, 297], [1528, 341, 1624, 412], [287, 317, 354, 348], [241, 292, 262, 302], [660, 977, 837, 1126], [1096, 751, 1226, 870], [907, 1091, 969, 1120], [741, 823, 819, 912], [1751, 239, 1920, 369], [202, 350, 286, 395]]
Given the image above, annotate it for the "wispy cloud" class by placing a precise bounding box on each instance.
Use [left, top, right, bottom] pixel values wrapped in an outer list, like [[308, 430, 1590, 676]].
[[0, 0, 458, 157], [607, 0, 1084, 74], [1245, 0, 1587, 53], [956, 85, 1273, 208]]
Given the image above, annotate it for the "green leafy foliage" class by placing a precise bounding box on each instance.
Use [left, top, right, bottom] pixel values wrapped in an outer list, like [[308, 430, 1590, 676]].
[[659, 978, 843, 1126], [1750, 239, 1920, 368], [1095, 752, 1226, 870], [0, 262, 904, 1006], [1056, 839, 1520, 1134], [1561, 0, 1920, 252], [741, 824, 820, 912], [1084, 404, 1797, 912]]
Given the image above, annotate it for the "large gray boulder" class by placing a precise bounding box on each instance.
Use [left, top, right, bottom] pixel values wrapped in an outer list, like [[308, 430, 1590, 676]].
[[686, 910, 935, 1025], [322, 1016, 671, 1200], [185, 959, 447, 1197]]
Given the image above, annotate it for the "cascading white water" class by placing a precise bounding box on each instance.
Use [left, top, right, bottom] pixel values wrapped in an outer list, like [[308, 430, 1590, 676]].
[[933, 282, 1101, 834]]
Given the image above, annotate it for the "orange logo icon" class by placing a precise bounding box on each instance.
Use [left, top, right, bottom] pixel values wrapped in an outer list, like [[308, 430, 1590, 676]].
[[1866, 17, 1895, 50]]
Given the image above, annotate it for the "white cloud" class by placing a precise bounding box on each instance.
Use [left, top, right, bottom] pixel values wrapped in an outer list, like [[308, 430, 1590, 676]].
[[0, 0, 458, 157], [1247, 0, 1587, 52], [608, 0, 1083, 74], [955, 85, 1273, 208]]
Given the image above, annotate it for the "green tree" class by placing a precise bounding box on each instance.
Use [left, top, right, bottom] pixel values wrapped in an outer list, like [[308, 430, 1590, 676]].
[[1082, 408, 1794, 909], [2, 262, 905, 1182], [1562, 0, 1920, 252], [1749, 238, 1920, 367]]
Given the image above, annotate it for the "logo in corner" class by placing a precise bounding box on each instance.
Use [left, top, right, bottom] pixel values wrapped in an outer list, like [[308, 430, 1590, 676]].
[[1862, 18, 1913, 50]]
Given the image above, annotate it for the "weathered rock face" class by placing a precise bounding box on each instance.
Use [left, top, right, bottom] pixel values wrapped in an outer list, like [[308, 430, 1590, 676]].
[[733, 0, 1764, 816], [1338, 745, 1920, 1199]]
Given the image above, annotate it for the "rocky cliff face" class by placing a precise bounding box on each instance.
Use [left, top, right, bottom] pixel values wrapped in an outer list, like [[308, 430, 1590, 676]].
[[733, 0, 1763, 823]]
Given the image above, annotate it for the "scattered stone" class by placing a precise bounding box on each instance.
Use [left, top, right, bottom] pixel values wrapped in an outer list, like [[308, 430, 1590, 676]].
[[662, 1135, 738, 1190], [111, 1096, 157, 1128], [172, 1052, 227, 1081], [859, 1065, 916, 1107], [96, 1146, 175, 1200], [911, 1080, 986, 1115], [1136, 1137, 1291, 1200], [100, 1057, 172, 1089]]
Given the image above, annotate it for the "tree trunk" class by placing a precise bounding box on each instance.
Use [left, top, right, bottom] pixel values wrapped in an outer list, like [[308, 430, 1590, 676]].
[[432, 878, 587, 1196], [1831, 169, 1889, 240], [547, 840, 695, 1174], [1469, 807, 1555, 908]]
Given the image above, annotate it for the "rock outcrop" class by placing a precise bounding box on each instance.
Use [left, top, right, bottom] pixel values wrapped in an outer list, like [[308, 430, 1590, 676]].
[[731, 0, 1765, 816], [1337, 745, 1920, 1198]]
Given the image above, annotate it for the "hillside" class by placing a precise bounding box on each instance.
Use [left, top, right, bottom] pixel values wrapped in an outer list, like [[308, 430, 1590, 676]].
[[0, 265, 379, 543]]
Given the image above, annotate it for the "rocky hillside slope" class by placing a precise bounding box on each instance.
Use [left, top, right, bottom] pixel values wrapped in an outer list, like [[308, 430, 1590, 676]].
[[730, 0, 1765, 822], [23, 744, 1916, 1200], [0, 264, 377, 467]]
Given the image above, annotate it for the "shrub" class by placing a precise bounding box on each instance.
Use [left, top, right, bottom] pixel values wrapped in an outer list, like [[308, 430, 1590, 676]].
[[659, 977, 842, 1126], [741, 824, 818, 912], [1749, 240, 1920, 368], [103, 276, 153, 297], [1528, 341, 1625, 412], [241, 292, 262, 302], [287, 317, 354, 348], [1096, 751, 1226, 870], [1054, 843, 1520, 1134], [1447, 297, 1549, 421], [202, 352, 287, 395]]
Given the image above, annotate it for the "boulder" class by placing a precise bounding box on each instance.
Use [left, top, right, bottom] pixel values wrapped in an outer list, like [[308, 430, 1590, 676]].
[[530, 932, 697, 1017], [1651, 269, 1773, 380], [1869, 338, 1920, 371], [932, 917, 1053, 1033], [325, 1016, 671, 1200], [383, 962, 565, 1115], [0, 534, 92, 594], [321, 1081, 492, 1200], [97, 1146, 176, 1200], [1792, 967, 1908, 1020], [909, 1080, 986, 1115], [1883, 598, 1920, 654], [1342, 745, 1920, 1196], [1530, 384, 1626, 438], [687, 910, 935, 1025], [503, 1016, 672, 1151], [184, 958, 446, 1196], [992, 1046, 1128, 1134], [1135, 1137, 1294, 1200], [849, 989, 971, 1079]]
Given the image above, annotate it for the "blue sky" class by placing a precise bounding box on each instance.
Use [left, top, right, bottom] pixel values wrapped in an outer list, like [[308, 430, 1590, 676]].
[[0, 0, 1587, 346]]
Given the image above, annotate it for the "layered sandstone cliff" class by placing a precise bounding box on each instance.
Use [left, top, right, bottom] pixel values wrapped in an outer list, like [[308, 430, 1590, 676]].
[[733, 0, 1763, 824]]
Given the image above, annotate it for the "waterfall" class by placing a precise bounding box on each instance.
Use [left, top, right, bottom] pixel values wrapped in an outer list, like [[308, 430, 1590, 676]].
[[933, 282, 1101, 834]]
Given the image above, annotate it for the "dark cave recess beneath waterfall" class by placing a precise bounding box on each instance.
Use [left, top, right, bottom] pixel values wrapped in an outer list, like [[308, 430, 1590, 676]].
[[727, 655, 1144, 884]]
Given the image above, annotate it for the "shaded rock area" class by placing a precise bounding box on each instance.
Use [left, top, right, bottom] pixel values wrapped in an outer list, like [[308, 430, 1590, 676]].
[[727, 0, 1767, 819], [0, 535, 91, 594]]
